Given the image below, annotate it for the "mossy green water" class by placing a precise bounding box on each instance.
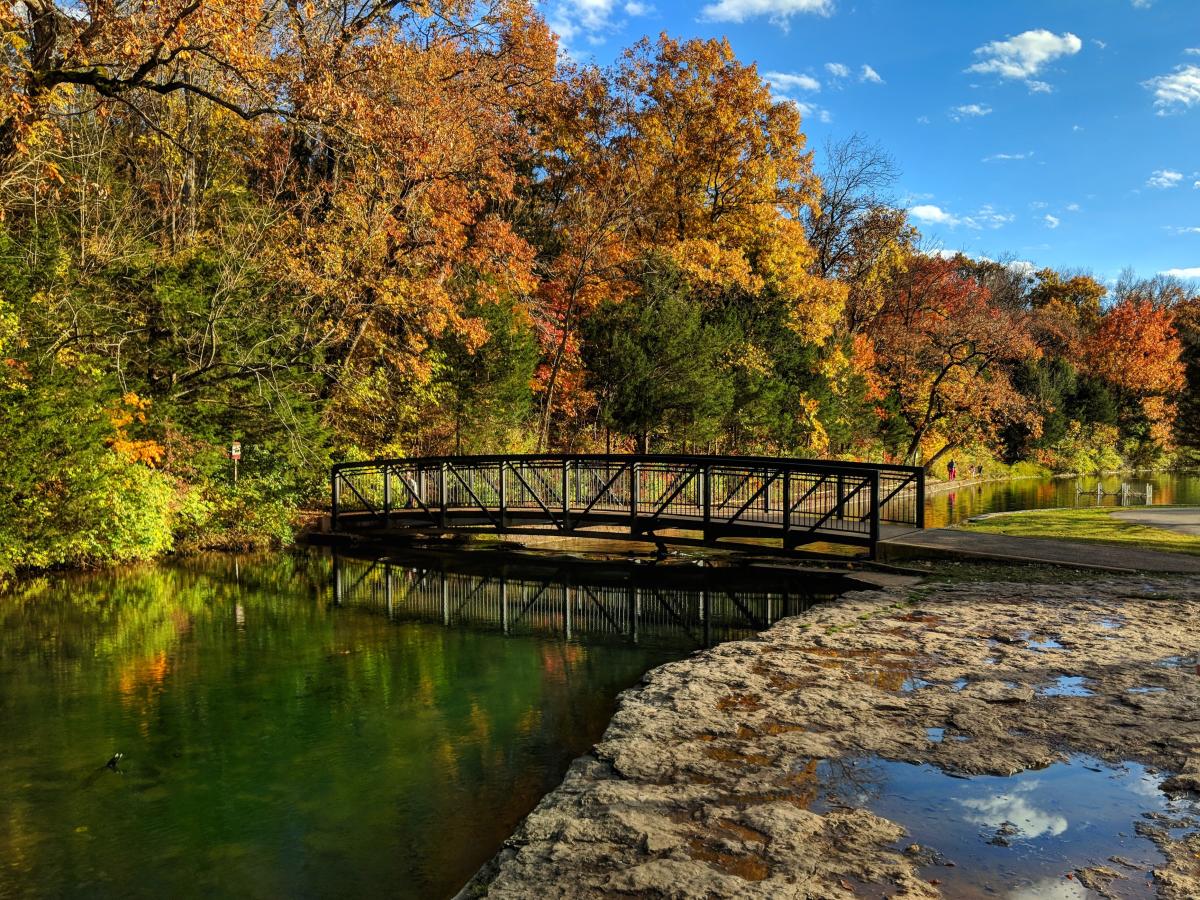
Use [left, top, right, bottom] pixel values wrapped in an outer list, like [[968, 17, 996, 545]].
[[0, 553, 685, 898]]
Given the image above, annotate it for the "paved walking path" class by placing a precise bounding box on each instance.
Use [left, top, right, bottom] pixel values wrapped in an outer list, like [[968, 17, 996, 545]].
[[1112, 507, 1200, 537], [879, 523, 1200, 574]]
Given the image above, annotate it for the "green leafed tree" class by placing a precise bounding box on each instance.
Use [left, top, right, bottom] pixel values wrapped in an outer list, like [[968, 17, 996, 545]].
[[583, 258, 733, 453]]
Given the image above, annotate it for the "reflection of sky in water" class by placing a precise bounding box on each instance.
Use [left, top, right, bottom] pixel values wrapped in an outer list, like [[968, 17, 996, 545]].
[[960, 783, 1068, 838], [1008, 879, 1087, 900], [817, 754, 1188, 898], [1038, 675, 1094, 697]]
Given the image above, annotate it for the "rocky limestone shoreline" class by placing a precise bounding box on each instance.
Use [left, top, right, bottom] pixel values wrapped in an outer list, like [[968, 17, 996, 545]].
[[459, 575, 1200, 899]]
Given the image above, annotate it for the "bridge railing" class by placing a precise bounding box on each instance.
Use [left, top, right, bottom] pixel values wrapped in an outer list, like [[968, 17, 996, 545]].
[[329, 555, 832, 648], [330, 453, 924, 551]]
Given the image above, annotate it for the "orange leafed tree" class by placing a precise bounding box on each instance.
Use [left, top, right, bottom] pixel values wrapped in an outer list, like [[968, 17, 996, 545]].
[[1083, 296, 1185, 448]]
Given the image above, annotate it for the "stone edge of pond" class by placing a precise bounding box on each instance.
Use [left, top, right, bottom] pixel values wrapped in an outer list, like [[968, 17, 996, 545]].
[[456, 575, 1200, 900]]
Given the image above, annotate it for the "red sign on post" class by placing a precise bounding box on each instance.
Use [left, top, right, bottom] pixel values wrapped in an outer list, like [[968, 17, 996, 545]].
[[230, 442, 242, 460]]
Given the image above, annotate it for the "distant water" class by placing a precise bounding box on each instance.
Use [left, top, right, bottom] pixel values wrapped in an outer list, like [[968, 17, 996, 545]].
[[925, 472, 1200, 528]]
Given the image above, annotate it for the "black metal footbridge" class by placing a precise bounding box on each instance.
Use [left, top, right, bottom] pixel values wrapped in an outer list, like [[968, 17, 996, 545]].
[[330, 454, 924, 557]]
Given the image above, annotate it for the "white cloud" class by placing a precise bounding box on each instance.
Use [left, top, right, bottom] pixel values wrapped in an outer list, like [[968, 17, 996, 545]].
[[1072, 124, 1084, 132], [785, 99, 831, 123], [967, 30, 1082, 90], [1186, 48, 1200, 56], [1167, 226, 1200, 235], [910, 204, 959, 226], [909, 203, 1012, 230], [983, 151, 1033, 162], [764, 71, 821, 93], [1147, 169, 1184, 189], [1044, 214, 1061, 229], [860, 64, 884, 84], [1066, 202, 1081, 212], [825, 62, 850, 79], [700, 0, 832, 25], [546, 0, 651, 48], [1027, 80, 1053, 94], [1160, 267, 1200, 278], [1131, 0, 1152, 7], [1092, 39, 1108, 50], [916, 115, 931, 125], [1144, 65, 1200, 115], [970, 204, 1014, 229], [951, 103, 992, 121]]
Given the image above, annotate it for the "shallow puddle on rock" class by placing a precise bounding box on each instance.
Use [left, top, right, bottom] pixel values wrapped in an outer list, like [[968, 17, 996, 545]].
[[1038, 676, 1094, 697], [1155, 654, 1199, 674], [814, 754, 1197, 899], [1025, 636, 1066, 651]]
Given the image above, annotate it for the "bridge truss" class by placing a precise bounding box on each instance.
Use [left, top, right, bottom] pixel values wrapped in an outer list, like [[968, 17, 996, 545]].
[[331, 454, 924, 556]]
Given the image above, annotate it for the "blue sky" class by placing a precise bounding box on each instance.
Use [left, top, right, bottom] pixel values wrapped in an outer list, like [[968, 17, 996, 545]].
[[540, 0, 1200, 282]]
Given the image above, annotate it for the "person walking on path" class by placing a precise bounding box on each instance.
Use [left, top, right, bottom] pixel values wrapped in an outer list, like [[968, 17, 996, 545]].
[[947, 459, 957, 481]]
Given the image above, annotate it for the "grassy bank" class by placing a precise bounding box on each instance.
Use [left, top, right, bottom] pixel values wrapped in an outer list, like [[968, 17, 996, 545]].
[[961, 506, 1200, 557]]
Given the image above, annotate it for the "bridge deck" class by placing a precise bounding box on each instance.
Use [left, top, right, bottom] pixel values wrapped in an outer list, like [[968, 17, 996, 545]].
[[331, 454, 925, 557]]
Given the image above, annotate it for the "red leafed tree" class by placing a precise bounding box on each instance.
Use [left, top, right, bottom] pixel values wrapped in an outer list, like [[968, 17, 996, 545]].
[[866, 254, 1040, 468]]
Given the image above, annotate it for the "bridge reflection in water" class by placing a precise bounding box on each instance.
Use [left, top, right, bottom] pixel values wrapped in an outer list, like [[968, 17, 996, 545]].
[[331, 551, 850, 651]]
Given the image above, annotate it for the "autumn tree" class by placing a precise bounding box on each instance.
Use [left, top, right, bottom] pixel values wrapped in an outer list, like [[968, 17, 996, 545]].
[[610, 34, 844, 344], [521, 65, 636, 450], [865, 254, 1039, 467], [1082, 296, 1185, 452]]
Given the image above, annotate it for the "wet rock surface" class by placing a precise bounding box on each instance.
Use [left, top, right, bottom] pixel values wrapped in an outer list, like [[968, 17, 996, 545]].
[[459, 577, 1200, 898]]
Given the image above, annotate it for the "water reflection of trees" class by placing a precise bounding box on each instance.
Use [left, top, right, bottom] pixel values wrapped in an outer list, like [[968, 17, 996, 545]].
[[0, 553, 674, 898]]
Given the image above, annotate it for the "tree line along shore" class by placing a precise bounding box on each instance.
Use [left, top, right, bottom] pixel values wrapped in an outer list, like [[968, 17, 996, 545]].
[[0, 2, 1196, 581]]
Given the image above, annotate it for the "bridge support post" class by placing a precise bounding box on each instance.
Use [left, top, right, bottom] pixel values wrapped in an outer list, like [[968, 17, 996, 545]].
[[562, 459, 571, 530], [439, 463, 448, 528], [868, 470, 881, 559], [782, 469, 791, 548], [383, 465, 392, 525], [836, 472, 845, 521], [498, 461, 507, 530], [629, 462, 639, 535], [916, 468, 926, 529]]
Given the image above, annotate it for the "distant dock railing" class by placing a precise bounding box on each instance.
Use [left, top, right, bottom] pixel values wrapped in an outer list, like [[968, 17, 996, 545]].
[[330, 453, 924, 556]]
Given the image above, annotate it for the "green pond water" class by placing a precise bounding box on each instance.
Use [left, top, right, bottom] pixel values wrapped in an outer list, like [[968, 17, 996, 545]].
[[925, 471, 1200, 528], [0, 550, 837, 899]]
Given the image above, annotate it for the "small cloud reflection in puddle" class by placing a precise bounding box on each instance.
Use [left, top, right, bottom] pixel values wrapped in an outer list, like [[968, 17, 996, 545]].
[[1008, 879, 1087, 900], [814, 754, 1187, 897], [960, 783, 1068, 838]]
